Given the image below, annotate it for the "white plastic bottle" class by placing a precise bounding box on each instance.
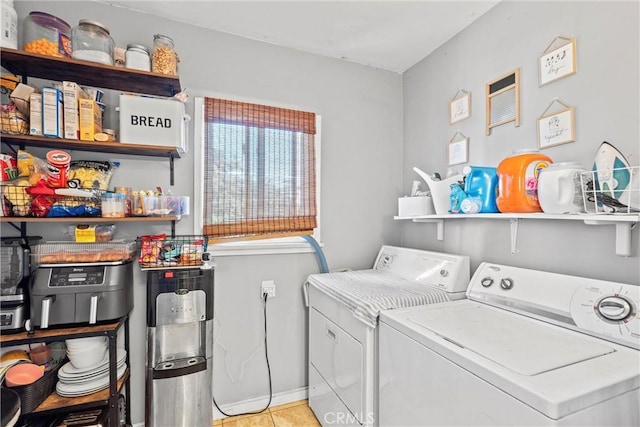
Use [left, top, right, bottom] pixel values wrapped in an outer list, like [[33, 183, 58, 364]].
[[0, 0, 18, 49]]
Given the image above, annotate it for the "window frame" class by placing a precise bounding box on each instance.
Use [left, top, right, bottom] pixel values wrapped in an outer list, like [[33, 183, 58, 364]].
[[194, 96, 322, 256]]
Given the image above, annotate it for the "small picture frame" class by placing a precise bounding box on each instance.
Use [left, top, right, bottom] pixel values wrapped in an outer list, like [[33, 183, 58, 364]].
[[448, 132, 469, 165], [537, 99, 575, 148], [539, 36, 577, 86], [449, 89, 471, 124]]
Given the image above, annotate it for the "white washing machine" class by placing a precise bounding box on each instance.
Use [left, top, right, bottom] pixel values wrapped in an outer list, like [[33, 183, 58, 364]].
[[306, 246, 470, 426], [379, 262, 640, 426]]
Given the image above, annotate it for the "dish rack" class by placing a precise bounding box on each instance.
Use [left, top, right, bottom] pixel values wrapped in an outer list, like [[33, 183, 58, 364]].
[[580, 166, 640, 214], [31, 241, 138, 265], [1, 184, 102, 218], [138, 234, 207, 269]]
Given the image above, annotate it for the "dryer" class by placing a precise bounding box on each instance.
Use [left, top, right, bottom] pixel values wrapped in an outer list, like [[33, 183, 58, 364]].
[[379, 262, 640, 426], [306, 246, 470, 426]]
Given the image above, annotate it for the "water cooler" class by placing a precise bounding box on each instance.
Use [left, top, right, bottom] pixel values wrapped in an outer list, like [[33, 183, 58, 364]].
[[145, 267, 214, 427]]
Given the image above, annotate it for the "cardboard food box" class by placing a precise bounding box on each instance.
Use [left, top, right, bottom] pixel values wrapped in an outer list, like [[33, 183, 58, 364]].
[[63, 81, 88, 140], [118, 94, 187, 154], [29, 93, 42, 136], [79, 99, 102, 141], [42, 87, 63, 138]]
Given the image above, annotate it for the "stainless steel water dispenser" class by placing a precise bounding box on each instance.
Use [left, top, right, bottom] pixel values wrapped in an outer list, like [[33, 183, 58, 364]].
[[145, 267, 214, 427]]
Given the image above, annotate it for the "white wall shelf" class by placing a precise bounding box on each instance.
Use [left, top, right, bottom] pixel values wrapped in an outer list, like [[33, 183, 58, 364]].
[[394, 213, 640, 257]]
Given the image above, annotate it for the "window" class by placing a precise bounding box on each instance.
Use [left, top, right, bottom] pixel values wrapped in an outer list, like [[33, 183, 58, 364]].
[[197, 97, 318, 245]]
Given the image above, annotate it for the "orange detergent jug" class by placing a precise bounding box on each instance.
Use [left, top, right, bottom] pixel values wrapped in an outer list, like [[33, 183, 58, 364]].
[[496, 150, 553, 212]]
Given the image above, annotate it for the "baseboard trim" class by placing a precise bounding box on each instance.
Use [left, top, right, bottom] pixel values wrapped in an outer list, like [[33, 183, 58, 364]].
[[212, 386, 309, 421]]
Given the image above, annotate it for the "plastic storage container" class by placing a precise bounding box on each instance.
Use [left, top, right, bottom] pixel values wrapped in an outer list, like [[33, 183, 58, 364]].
[[101, 192, 125, 218], [71, 19, 114, 65], [23, 11, 71, 57], [496, 149, 553, 213], [1, 0, 18, 49], [538, 162, 586, 214], [125, 43, 150, 71], [151, 34, 177, 76], [463, 166, 499, 213]]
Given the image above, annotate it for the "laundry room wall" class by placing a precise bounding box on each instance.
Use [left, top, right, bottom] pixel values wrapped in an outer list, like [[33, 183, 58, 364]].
[[7, 2, 403, 424], [401, 0, 640, 284]]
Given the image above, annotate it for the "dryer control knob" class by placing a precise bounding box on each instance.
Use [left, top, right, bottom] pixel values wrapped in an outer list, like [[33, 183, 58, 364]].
[[597, 296, 632, 321], [440, 269, 448, 277], [500, 278, 514, 290], [481, 277, 493, 288]]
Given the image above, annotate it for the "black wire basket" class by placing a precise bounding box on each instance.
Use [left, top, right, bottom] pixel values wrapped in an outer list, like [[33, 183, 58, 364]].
[[138, 234, 208, 269]]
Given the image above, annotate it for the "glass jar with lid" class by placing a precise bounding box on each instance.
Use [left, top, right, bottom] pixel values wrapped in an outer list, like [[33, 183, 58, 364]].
[[151, 34, 177, 76], [125, 43, 150, 71], [23, 11, 71, 57], [71, 19, 114, 65]]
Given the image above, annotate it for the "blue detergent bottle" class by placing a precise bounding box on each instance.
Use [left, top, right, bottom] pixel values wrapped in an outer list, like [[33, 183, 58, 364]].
[[463, 166, 499, 213]]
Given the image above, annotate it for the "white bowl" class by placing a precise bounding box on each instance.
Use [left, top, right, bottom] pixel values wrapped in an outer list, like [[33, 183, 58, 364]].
[[67, 346, 108, 370], [65, 337, 106, 349]]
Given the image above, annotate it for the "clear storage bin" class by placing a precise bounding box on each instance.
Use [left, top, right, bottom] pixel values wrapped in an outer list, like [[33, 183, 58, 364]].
[[71, 19, 114, 65]]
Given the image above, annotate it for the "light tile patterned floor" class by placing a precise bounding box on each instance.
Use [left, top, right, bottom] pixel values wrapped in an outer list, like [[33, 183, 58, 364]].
[[212, 400, 320, 427]]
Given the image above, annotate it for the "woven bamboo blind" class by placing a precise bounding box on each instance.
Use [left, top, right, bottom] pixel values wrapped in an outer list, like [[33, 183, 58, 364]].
[[203, 98, 317, 243]]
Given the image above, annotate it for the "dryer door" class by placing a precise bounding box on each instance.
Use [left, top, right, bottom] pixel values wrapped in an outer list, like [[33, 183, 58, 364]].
[[310, 307, 363, 422]]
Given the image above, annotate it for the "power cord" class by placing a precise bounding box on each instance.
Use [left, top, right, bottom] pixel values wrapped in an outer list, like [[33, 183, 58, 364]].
[[212, 293, 273, 417]]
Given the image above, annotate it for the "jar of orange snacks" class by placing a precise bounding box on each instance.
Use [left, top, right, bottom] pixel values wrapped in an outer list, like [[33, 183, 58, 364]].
[[23, 11, 71, 57]]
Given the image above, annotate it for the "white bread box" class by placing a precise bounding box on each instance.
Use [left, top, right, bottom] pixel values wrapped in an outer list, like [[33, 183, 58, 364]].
[[118, 94, 188, 154]]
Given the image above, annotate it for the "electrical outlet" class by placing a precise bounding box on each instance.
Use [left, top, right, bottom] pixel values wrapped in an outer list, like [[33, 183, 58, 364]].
[[261, 280, 276, 298]]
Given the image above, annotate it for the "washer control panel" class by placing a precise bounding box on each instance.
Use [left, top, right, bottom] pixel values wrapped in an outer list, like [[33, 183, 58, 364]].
[[570, 284, 639, 349], [468, 262, 640, 350]]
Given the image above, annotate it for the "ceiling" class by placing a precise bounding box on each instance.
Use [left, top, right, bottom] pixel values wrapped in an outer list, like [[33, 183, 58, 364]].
[[98, 1, 500, 73]]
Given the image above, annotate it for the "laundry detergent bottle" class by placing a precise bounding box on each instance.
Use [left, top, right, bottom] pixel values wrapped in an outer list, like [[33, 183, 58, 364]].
[[496, 149, 553, 213], [463, 166, 499, 213]]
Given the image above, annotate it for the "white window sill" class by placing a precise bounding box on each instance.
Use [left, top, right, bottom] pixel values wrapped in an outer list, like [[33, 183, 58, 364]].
[[209, 238, 324, 257]]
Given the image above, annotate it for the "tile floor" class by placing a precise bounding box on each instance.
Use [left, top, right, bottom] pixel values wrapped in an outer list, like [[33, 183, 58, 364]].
[[212, 399, 320, 427]]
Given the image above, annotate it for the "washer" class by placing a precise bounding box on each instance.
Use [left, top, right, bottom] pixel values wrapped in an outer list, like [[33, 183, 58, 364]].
[[306, 246, 470, 426], [379, 262, 640, 426]]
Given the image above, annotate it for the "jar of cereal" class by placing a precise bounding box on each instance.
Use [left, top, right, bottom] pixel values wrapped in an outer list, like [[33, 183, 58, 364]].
[[151, 34, 177, 76]]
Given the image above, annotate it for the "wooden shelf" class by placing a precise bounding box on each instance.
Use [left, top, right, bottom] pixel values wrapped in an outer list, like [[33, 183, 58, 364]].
[[1, 215, 180, 224], [0, 318, 124, 345], [0, 133, 184, 158], [32, 370, 129, 415], [1, 48, 181, 97]]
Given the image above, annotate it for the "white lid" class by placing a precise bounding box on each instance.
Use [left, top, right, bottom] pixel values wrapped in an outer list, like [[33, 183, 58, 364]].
[[543, 161, 585, 171]]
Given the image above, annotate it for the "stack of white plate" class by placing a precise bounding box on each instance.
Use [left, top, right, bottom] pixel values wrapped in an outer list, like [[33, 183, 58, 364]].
[[56, 339, 127, 397]]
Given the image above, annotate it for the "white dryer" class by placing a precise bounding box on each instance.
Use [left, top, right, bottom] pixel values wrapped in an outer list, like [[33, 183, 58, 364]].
[[306, 246, 470, 426], [379, 262, 640, 426]]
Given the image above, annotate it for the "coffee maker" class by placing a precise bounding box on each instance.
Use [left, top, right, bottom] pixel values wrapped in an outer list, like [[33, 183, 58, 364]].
[[1, 237, 38, 332]]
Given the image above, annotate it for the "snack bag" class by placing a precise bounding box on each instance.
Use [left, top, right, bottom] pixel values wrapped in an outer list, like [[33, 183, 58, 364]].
[[67, 160, 119, 191]]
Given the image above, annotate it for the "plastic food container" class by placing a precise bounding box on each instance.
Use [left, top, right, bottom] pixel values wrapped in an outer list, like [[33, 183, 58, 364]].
[[71, 19, 114, 65], [23, 11, 71, 57], [496, 149, 553, 213], [101, 192, 125, 218], [538, 162, 586, 214]]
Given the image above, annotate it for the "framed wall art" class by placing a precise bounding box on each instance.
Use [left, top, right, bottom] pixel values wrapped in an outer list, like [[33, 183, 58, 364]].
[[448, 130, 469, 166], [539, 36, 577, 86], [449, 89, 471, 124], [537, 98, 575, 149], [486, 68, 520, 135]]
